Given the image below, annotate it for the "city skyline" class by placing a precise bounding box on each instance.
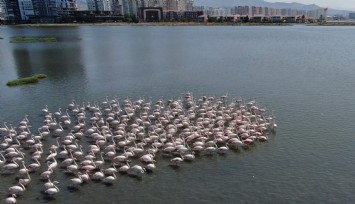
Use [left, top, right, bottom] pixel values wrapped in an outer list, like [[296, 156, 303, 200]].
[[257, 0, 354, 11], [194, 0, 355, 11]]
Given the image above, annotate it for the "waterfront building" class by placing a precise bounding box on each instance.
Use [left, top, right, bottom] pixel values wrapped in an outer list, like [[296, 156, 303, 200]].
[[350, 13, 355, 19], [199, 6, 232, 16], [139, 7, 162, 21], [163, 10, 202, 20], [305, 8, 324, 19], [18, 0, 34, 20], [55, 0, 77, 16], [162, 0, 193, 11], [148, 0, 163, 7], [76, 0, 88, 10], [2, 0, 21, 21], [87, 0, 111, 11], [0, 1, 4, 19], [111, 0, 122, 15], [234, 6, 252, 16], [122, 0, 138, 16], [32, 0, 58, 17]]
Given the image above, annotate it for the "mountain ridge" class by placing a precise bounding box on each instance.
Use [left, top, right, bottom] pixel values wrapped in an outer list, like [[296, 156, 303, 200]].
[[193, 0, 354, 15]]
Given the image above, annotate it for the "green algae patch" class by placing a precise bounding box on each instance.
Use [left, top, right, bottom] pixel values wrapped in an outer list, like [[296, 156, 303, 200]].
[[6, 74, 48, 86], [10, 37, 57, 43]]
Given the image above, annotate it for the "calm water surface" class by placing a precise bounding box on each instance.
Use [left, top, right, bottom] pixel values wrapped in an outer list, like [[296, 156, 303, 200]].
[[1, 25, 355, 203]]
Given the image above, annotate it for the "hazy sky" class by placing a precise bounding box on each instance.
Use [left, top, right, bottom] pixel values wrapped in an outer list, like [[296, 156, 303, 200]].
[[266, 0, 355, 10]]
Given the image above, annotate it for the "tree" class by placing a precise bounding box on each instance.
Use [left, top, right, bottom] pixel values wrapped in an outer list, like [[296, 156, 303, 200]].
[[244, 15, 249, 23]]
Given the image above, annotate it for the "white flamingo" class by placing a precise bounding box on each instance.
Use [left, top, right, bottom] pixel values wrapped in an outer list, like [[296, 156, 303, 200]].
[[8, 183, 25, 196], [5, 194, 17, 204], [44, 183, 60, 196], [103, 172, 117, 185]]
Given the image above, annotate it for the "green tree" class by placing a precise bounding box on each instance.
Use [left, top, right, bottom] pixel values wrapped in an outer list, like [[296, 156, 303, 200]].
[[244, 15, 249, 23]]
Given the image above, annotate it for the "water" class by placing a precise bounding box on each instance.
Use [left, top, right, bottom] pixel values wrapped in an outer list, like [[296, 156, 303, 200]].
[[1, 25, 355, 203]]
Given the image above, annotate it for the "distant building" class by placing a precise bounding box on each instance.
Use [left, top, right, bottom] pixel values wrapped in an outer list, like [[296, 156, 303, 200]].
[[0, 1, 4, 20], [32, 0, 58, 18], [163, 10, 202, 21], [18, 0, 34, 20], [234, 6, 252, 16], [148, 0, 163, 7], [3, 0, 22, 21], [139, 7, 162, 21], [163, 0, 193, 11], [349, 13, 355, 19], [111, 0, 122, 15], [87, 0, 111, 12], [122, 0, 138, 16], [56, 0, 77, 16]]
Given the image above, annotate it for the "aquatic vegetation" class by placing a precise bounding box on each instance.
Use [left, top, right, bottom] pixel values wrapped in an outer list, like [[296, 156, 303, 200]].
[[6, 74, 48, 86], [10, 37, 57, 43]]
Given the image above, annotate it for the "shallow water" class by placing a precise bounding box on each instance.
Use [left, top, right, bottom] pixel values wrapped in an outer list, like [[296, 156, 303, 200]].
[[1, 25, 355, 203]]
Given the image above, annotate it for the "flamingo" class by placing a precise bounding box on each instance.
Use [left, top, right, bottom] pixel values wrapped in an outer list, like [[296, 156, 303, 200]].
[[70, 173, 83, 188], [145, 163, 156, 172], [128, 165, 145, 178], [40, 168, 53, 180], [0, 151, 5, 166], [5, 194, 17, 204], [19, 169, 31, 186], [8, 183, 25, 196], [27, 158, 41, 172], [47, 157, 58, 171], [118, 162, 130, 173], [2, 159, 19, 171], [43, 179, 59, 190], [170, 157, 183, 167], [103, 172, 117, 185], [92, 170, 105, 181], [139, 153, 155, 163], [42, 105, 49, 115], [18, 161, 29, 178], [104, 165, 118, 176], [44, 183, 60, 196]]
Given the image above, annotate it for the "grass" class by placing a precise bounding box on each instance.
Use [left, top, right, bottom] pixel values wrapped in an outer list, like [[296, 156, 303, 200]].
[[10, 37, 57, 43], [6, 74, 48, 86]]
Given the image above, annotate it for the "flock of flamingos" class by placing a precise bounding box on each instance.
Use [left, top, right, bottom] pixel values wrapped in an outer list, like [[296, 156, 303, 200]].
[[0, 93, 276, 203]]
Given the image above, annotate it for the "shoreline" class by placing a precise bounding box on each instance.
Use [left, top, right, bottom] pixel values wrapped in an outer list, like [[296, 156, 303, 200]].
[[10, 21, 355, 27], [14, 22, 290, 27]]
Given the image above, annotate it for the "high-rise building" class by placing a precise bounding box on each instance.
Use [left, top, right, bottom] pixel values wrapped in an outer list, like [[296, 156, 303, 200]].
[[111, 0, 122, 15], [0, 0, 4, 20], [87, 0, 111, 11], [3, 0, 21, 21], [234, 6, 252, 16], [18, 0, 35, 20], [148, 0, 162, 7], [122, 0, 138, 16], [32, 0, 58, 17], [163, 0, 193, 11], [56, 0, 77, 15]]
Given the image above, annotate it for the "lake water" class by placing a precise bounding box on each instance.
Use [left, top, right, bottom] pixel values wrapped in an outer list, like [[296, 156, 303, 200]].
[[1, 25, 355, 203]]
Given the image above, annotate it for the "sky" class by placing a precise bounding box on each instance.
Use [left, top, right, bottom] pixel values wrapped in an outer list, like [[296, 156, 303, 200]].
[[266, 0, 355, 10]]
